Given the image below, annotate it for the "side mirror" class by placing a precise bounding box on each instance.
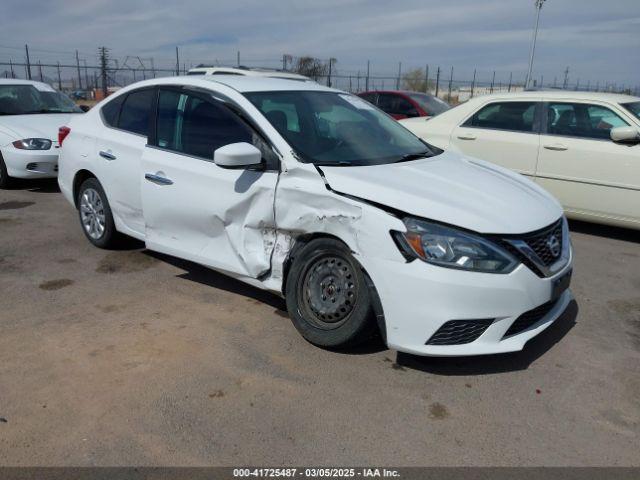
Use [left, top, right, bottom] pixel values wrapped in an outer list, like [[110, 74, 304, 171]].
[[79, 104, 91, 112], [610, 126, 640, 144], [214, 142, 262, 169]]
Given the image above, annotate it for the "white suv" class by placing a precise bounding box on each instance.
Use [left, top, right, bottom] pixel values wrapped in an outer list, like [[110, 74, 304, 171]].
[[401, 91, 640, 230], [0, 79, 83, 188], [58, 76, 573, 357]]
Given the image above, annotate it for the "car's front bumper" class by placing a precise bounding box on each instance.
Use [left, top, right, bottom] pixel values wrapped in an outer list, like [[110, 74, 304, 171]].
[[2, 145, 59, 179], [365, 250, 573, 356]]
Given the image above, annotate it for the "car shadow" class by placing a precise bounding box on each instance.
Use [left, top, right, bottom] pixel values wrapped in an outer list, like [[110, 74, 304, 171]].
[[140, 250, 576, 365], [142, 249, 388, 354], [569, 219, 640, 244], [394, 299, 578, 376], [143, 250, 286, 310], [6, 178, 60, 193]]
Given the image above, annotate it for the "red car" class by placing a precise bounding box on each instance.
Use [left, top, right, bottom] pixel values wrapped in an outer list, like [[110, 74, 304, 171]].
[[357, 90, 450, 120]]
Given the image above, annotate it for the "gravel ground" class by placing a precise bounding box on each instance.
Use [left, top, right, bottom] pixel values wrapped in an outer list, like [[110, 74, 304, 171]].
[[0, 179, 638, 466]]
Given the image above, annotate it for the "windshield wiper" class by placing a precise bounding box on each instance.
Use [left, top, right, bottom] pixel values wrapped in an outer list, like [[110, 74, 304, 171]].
[[394, 151, 432, 163], [313, 161, 355, 167]]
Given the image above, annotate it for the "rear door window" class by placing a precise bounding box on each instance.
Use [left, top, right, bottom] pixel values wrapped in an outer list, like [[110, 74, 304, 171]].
[[118, 89, 156, 136], [464, 101, 538, 133]]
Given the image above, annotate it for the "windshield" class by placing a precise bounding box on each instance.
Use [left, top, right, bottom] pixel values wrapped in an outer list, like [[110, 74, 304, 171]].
[[0, 84, 82, 115], [621, 101, 640, 121], [406, 92, 451, 116], [245, 91, 436, 166]]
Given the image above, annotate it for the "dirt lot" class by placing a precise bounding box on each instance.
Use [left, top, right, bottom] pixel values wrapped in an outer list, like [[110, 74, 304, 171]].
[[0, 179, 639, 466]]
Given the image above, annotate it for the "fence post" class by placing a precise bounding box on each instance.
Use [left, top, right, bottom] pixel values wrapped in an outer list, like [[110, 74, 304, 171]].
[[25, 44, 32, 80], [75, 50, 82, 89], [470, 69, 476, 98], [425, 65, 429, 93], [396, 62, 402, 89], [365, 60, 370, 91]]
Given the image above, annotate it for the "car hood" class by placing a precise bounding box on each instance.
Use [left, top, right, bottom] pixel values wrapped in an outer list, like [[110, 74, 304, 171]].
[[319, 151, 563, 234], [0, 113, 78, 142]]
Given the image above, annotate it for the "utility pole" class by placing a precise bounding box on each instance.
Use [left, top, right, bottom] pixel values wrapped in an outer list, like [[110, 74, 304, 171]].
[[396, 62, 402, 90], [75, 50, 83, 89], [9, 59, 14, 78], [38, 61, 43, 82], [435, 66, 440, 97], [562, 66, 569, 89], [525, 0, 546, 90], [490, 70, 495, 93], [507, 71, 513, 92], [83, 60, 89, 89], [471, 69, 476, 97], [366, 60, 370, 91], [447, 66, 454, 102], [237, 51, 240, 67], [425, 65, 429, 93], [25, 44, 32, 80], [327, 58, 333, 87], [99, 47, 109, 98], [175, 46, 180, 76], [56, 62, 62, 90]]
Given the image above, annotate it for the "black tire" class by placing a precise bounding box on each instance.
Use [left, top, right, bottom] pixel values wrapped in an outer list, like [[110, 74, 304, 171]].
[[0, 152, 12, 189], [77, 177, 118, 249], [285, 237, 377, 348]]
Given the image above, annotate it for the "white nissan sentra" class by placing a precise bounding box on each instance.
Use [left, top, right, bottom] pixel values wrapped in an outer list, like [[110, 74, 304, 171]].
[[58, 76, 573, 356], [0, 79, 83, 188]]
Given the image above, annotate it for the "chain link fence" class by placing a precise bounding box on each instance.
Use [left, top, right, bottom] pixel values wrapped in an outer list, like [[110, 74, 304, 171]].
[[1, 45, 638, 104]]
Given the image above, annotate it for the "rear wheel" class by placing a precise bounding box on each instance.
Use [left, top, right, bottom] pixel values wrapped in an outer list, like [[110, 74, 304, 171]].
[[77, 177, 118, 248], [285, 238, 377, 348], [0, 153, 12, 189]]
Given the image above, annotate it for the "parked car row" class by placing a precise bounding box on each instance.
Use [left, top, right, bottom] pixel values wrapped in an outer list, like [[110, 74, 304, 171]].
[[3, 74, 636, 358]]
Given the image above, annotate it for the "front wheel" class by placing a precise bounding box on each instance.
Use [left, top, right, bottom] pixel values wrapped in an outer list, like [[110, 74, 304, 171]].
[[77, 177, 118, 248], [285, 238, 377, 348]]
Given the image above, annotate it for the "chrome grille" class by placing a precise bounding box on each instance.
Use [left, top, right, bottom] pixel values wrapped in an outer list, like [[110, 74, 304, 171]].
[[499, 218, 568, 278]]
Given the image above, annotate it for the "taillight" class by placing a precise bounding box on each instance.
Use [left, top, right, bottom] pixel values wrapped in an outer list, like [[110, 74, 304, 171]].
[[58, 126, 71, 146]]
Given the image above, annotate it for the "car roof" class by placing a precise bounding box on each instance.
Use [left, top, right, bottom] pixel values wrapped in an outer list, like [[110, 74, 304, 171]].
[[0, 78, 56, 89], [467, 90, 640, 104], [112, 75, 339, 94]]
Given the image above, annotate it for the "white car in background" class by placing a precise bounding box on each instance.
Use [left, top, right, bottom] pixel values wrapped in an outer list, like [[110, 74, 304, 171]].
[[58, 76, 573, 357], [187, 65, 311, 82], [0, 79, 83, 188], [400, 91, 640, 230]]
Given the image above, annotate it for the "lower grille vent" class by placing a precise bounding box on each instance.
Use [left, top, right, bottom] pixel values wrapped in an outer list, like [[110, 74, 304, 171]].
[[503, 300, 557, 338], [426, 319, 494, 345]]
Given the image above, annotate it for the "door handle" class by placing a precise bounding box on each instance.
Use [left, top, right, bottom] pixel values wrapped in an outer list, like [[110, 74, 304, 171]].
[[457, 133, 477, 140], [543, 144, 568, 151], [144, 173, 173, 186], [99, 150, 116, 160]]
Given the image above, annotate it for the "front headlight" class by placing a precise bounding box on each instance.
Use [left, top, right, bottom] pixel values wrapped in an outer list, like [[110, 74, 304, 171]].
[[394, 217, 518, 274], [12, 138, 52, 150]]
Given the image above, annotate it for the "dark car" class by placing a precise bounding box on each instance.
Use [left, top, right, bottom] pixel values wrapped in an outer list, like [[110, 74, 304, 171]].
[[357, 90, 450, 120]]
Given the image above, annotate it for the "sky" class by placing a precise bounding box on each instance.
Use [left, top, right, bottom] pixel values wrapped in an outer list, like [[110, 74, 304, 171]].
[[1, 0, 639, 89]]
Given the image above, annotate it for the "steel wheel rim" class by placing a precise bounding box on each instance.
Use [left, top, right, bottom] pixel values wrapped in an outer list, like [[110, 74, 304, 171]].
[[300, 253, 358, 329], [80, 188, 106, 240]]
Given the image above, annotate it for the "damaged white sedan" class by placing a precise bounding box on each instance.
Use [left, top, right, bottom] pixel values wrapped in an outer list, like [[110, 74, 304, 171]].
[[58, 76, 573, 356]]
